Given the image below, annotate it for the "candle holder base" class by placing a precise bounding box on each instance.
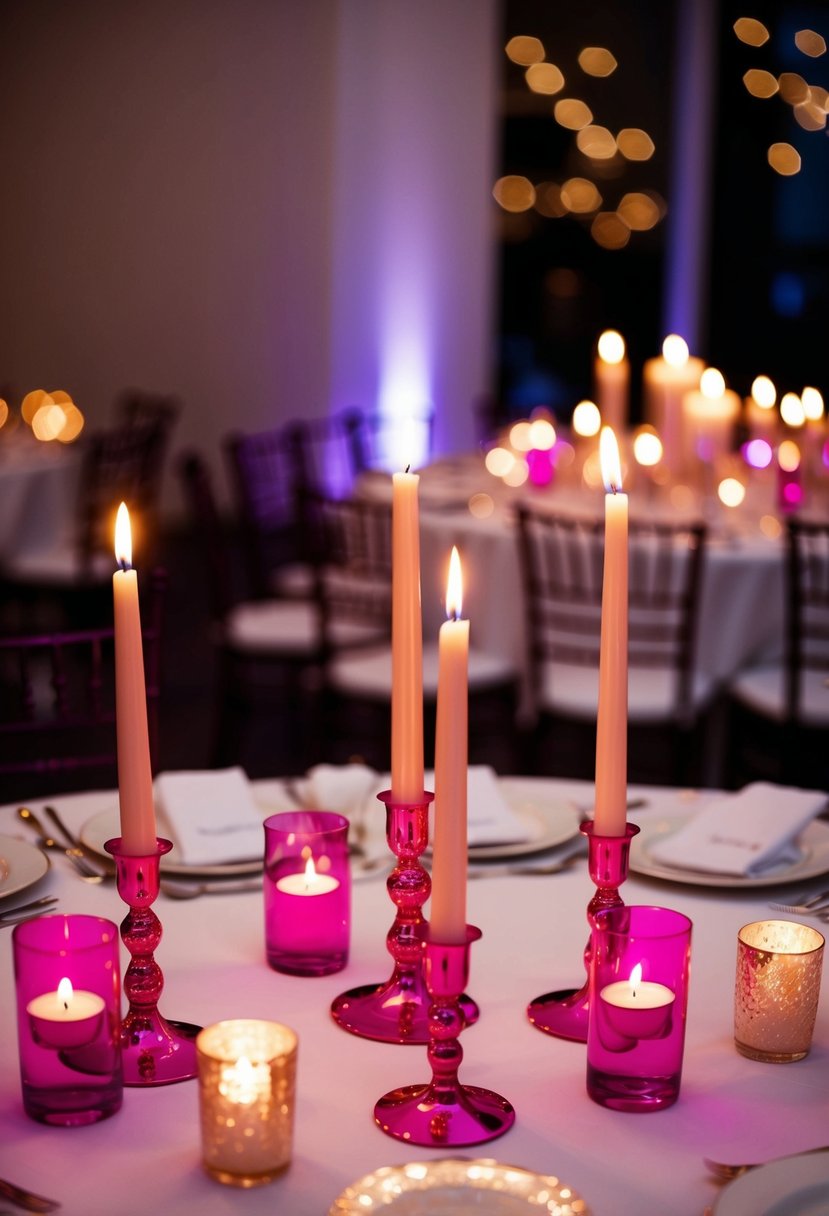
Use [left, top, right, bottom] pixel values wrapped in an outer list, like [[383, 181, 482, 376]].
[[374, 927, 513, 1147], [528, 823, 639, 1043], [331, 791, 479, 1044], [105, 837, 201, 1085]]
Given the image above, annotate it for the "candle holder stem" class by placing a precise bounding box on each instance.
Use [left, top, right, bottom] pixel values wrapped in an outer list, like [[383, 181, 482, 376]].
[[374, 926, 514, 1146], [331, 791, 478, 1044], [105, 837, 200, 1084], [527, 822, 639, 1042]]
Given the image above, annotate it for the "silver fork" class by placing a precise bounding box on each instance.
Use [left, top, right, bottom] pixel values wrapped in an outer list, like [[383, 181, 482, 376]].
[[769, 887, 829, 914], [17, 808, 107, 883], [0, 896, 60, 928]]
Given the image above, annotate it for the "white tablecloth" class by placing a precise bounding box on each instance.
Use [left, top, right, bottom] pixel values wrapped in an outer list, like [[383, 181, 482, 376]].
[[0, 435, 80, 561], [1, 777, 827, 1215]]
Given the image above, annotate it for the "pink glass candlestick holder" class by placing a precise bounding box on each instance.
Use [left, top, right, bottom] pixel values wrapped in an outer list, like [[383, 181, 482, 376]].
[[12, 914, 123, 1126], [105, 836, 200, 1085], [587, 905, 692, 1112], [264, 811, 351, 976], [331, 790, 478, 1043], [374, 926, 514, 1147], [528, 821, 639, 1042]]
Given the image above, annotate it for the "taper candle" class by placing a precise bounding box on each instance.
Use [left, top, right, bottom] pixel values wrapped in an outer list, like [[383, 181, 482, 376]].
[[594, 429, 628, 836], [391, 471, 424, 803], [113, 502, 157, 855], [594, 330, 630, 433], [430, 547, 469, 944]]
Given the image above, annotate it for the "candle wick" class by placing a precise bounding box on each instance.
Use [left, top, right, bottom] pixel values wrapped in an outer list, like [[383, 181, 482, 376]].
[[118, 558, 131, 572], [63, 1001, 69, 1011], [405, 463, 411, 474]]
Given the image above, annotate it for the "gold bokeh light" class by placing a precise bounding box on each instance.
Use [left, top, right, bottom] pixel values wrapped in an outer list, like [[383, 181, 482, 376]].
[[734, 17, 770, 47], [718, 477, 747, 508], [509, 420, 534, 452], [592, 211, 631, 249], [526, 62, 565, 94], [802, 386, 825, 421], [578, 47, 618, 77], [780, 392, 805, 427], [572, 399, 601, 437], [560, 177, 602, 213], [492, 175, 536, 212], [768, 143, 801, 175], [616, 192, 660, 231], [534, 181, 568, 218], [795, 29, 827, 57], [778, 439, 801, 472], [554, 98, 593, 130], [743, 69, 779, 98], [0, 399, 8, 429], [576, 125, 617, 159], [778, 72, 810, 104], [617, 128, 655, 160], [701, 368, 726, 398], [485, 446, 515, 478], [751, 375, 776, 408], [506, 35, 545, 66], [633, 426, 663, 467]]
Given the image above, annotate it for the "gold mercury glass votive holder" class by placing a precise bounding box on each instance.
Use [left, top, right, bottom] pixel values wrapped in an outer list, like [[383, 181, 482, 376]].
[[196, 1019, 298, 1186], [734, 920, 825, 1063]]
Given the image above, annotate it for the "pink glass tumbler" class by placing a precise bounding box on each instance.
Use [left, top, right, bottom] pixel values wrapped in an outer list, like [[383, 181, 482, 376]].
[[264, 811, 351, 976], [587, 905, 692, 1112], [12, 914, 123, 1126]]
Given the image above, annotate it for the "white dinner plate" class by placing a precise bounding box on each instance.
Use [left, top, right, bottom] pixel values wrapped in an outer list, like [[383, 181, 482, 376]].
[[468, 778, 581, 860], [630, 812, 829, 888], [80, 810, 264, 878], [328, 1158, 591, 1214], [0, 834, 50, 900], [713, 1152, 829, 1215]]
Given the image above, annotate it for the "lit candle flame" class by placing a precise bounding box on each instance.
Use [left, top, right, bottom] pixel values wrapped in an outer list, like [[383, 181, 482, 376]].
[[114, 502, 132, 569], [303, 856, 318, 887], [573, 399, 601, 437], [780, 393, 805, 428], [751, 375, 776, 409], [57, 976, 74, 1011], [446, 545, 463, 621], [598, 329, 625, 365], [628, 963, 643, 997], [802, 386, 824, 422], [662, 334, 689, 368], [700, 368, 725, 399], [599, 426, 623, 492]]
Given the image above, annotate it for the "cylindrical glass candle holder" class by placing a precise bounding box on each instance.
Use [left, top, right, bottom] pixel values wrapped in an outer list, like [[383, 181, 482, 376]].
[[587, 905, 692, 1113], [12, 914, 123, 1126], [264, 811, 350, 976], [197, 1019, 298, 1187], [735, 919, 825, 1063]]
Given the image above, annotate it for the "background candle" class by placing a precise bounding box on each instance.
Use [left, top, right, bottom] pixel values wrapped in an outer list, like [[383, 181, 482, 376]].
[[593, 428, 628, 837], [682, 368, 740, 468], [391, 471, 424, 803], [594, 330, 630, 433], [642, 335, 704, 476], [735, 920, 824, 1063], [430, 546, 469, 945], [745, 374, 778, 445], [113, 502, 157, 856]]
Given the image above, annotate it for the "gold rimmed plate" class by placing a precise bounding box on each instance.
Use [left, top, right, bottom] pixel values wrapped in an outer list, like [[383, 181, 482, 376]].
[[328, 1158, 591, 1214], [0, 835, 50, 901]]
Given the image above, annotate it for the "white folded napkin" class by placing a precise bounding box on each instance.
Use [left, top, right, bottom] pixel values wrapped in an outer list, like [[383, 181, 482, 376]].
[[648, 782, 827, 876], [154, 767, 264, 866], [300, 764, 530, 848]]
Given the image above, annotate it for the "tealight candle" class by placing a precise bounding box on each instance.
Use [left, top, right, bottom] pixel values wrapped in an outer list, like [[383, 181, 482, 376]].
[[27, 977, 106, 1050], [599, 963, 675, 1040], [735, 920, 825, 1063], [197, 1019, 298, 1187], [264, 811, 351, 976]]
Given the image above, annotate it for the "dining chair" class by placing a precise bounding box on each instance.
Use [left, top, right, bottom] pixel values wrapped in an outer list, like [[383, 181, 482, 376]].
[[726, 517, 829, 789], [315, 494, 520, 772], [516, 505, 713, 785], [0, 567, 166, 800], [0, 419, 173, 619]]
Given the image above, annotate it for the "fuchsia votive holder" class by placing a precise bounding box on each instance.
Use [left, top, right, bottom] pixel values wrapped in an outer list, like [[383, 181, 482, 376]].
[[264, 811, 351, 976], [587, 905, 692, 1113], [12, 914, 123, 1126]]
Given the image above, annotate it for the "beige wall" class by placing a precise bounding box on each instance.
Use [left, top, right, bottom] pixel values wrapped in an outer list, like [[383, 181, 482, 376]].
[[0, 0, 499, 511]]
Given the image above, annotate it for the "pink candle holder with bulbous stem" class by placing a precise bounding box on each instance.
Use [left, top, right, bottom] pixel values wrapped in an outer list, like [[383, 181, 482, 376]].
[[374, 925, 514, 1147], [331, 790, 478, 1044], [105, 837, 201, 1084], [527, 821, 640, 1042]]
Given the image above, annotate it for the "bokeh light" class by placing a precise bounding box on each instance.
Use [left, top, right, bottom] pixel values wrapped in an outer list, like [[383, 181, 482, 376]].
[[502, 458, 529, 487], [598, 330, 625, 364], [744, 438, 773, 469], [572, 399, 601, 437], [32, 403, 68, 442], [778, 72, 809, 104], [616, 128, 655, 160], [663, 335, 689, 367], [560, 177, 602, 213], [802, 386, 824, 421], [751, 375, 776, 408], [576, 125, 617, 159], [468, 492, 495, 519], [506, 35, 545, 65], [534, 181, 568, 218], [485, 446, 515, 477], [701, 368, 726, 398], [56, 404, 85, 443], [22, 389, 50, 426], [528, 417, 556, 450], [778, 439, 801, 472], [795, 29, 827, 57], [760, 514, 783, 539], [526, 62, 565, 94], [718, 477, 747, 507], [578, 47, 618, 77], [780, 392, 805, 426], [493, 175, 536, 212], [633, 427, 663, 467], [0, 399, 8, 429], [734, 17, 770, 47], [509, 420, 534, 452], [768, 143, 801, 175], [616, 192, 661, 231], [592, 211, 630, 248], [743, 69, 779, 98], [554, 98, 593, 130]]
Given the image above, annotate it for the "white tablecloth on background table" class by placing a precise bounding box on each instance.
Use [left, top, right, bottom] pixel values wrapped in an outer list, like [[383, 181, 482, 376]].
[[1, 776, 827, 1216], [0, 436, 80, 562]]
